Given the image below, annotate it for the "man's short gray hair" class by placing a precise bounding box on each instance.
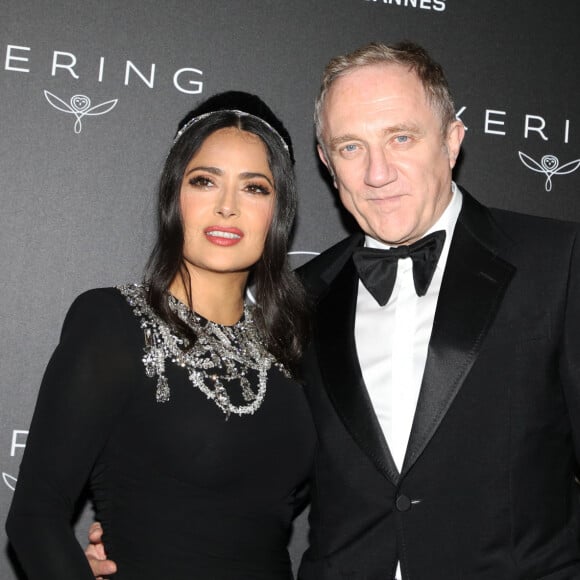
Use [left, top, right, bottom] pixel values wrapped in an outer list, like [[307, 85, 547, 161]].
[[314, 41, 457, 147]]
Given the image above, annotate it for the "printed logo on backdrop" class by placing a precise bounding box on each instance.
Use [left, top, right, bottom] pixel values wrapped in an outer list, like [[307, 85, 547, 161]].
[[455, 106, 579, 191], [2, 430, 28, 491], [518, 153, 580, 191], [4, 44, 205, 133], [3, 473, 16, 491], [363, 0, 446, 12], [455, 108, 574, 144], [246, 251, 319, 304], [44, 91, 118, 134], [288, 251, 320, 269]]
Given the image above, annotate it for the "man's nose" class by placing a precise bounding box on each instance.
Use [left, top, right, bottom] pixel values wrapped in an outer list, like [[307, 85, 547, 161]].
[[364, 147, 397, 188]]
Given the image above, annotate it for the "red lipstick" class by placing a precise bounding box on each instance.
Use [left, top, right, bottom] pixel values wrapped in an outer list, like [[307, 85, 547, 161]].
[[204, 226, 244, 246]]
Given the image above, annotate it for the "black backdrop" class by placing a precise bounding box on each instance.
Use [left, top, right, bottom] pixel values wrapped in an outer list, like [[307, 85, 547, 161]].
[[2, 1, 579, 577]]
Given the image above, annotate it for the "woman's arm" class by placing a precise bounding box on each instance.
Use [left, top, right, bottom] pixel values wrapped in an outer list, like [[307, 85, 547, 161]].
[[6, 289, 137, 579]]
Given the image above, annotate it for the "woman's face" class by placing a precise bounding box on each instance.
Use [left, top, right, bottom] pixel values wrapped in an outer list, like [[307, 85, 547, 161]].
[[179, 126, 276, 279]]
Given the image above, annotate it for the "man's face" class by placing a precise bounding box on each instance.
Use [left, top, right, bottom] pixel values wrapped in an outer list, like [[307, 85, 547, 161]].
[[318, 63, 464, 246]]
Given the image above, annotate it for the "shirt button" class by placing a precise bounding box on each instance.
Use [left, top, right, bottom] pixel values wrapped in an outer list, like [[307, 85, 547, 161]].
[[395, 494, 411, 512]]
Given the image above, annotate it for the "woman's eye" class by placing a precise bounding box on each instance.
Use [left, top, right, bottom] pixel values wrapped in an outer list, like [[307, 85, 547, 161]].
[[189, 176, 214, 188], [245, 183, 272, 195]]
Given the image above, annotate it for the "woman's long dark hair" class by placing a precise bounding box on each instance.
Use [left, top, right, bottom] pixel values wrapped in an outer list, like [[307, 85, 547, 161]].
[[144, 92, 308, 373]]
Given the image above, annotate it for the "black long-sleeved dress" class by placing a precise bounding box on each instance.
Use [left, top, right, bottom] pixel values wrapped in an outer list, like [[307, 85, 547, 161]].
[[6, 286, 316, 579]]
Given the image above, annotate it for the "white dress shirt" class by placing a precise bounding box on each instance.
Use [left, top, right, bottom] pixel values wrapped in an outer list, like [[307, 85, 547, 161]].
[[354, 184, 462, 579]]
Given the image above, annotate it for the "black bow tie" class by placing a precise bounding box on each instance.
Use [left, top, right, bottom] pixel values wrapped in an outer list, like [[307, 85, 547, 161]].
[[352, 230, 446, 306]]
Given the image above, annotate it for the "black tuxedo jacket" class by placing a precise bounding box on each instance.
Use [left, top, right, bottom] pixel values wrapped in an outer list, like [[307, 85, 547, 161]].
[[297, 190, 580, 580]]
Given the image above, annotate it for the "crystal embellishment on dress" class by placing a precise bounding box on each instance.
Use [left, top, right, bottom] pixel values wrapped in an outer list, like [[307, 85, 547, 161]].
[[118, 283, 289, 418]]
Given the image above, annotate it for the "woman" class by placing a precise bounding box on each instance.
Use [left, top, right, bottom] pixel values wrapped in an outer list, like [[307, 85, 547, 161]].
[[6, 92, 316, 579]]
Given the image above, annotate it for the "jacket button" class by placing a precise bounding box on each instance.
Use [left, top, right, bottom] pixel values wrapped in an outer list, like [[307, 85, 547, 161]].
[[395, 494, 411, 512]]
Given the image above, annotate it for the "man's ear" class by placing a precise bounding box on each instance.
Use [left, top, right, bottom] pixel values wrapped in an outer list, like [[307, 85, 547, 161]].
[[446, 120, 465, 169], [317, 144, 336, 187]]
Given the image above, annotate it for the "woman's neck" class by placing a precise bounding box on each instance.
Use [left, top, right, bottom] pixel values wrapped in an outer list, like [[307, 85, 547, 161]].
[[169, 269, 247, 326]]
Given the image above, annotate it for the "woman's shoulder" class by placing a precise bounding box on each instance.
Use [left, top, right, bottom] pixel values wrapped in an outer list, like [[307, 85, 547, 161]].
[[72, 285, 128, 305], [67, 285, 136, 317], [62, 284, 146, 339]]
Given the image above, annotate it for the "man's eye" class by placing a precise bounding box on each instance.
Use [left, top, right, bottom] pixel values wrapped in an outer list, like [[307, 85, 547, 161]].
[[339, 143, 360, 156], [395, 135, 410, 143]]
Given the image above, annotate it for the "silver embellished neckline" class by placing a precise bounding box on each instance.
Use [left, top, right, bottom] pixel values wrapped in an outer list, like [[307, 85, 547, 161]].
[[118, 283, 289, 418]]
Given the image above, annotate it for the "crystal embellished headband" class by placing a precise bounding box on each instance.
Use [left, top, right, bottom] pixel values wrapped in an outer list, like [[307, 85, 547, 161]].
[[173, 109, 290, 153]]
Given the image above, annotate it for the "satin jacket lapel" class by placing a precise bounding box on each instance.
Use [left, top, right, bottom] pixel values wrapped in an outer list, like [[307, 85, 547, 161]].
[[314, 242, 400, 484], [402, 193, 516, 476]]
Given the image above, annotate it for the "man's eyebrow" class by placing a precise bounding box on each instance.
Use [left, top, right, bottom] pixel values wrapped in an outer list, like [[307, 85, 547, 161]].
[[328, 124, 423, 150], [384, 123, 422, 135], [328, 134, 360, 150]]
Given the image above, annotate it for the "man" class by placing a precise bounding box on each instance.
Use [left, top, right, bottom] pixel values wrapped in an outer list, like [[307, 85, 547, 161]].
[[89, 41, 580, 579], [297, 40, 580, 579]]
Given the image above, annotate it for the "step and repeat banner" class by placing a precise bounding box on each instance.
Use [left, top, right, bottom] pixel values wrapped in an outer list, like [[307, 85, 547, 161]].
[[1, 0, 579, 577]]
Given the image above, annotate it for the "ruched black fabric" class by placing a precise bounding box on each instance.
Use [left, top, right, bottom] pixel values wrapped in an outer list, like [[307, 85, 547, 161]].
[[6, 288, 316, 579]]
